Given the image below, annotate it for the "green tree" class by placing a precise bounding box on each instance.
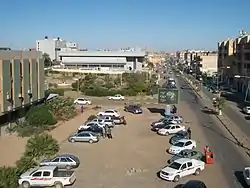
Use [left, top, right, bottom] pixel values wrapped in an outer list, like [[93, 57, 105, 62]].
[[0, 167, 18, 188], [46, 97, 77, 120], [214, 97, 226, 115], [24, 133, 59, 161], [43, 53, 52, 67], [26, 105, 57, 127]]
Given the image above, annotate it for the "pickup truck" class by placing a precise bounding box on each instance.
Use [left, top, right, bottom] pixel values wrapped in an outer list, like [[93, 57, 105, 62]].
[[18, 166, 76, 188], [108, 94, 125, 100]]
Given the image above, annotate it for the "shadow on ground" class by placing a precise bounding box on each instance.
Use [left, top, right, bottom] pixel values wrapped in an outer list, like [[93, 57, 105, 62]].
[[234, 171, 249, 188], [147, 108, 165, 116], [174, 184, 183, 188]]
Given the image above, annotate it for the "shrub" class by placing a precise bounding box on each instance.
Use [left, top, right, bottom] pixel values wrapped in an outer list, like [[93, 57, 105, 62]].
[[0, 167, 19, 188], [24, 133, 59, 161], [16, 156, 37, 176], [26, 105, 57, 127], [48, 88, 65, 96], [46, 97, 77, 121]]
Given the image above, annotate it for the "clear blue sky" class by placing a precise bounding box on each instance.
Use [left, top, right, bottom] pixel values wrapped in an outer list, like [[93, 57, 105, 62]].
[[1, 0, 250, 51]]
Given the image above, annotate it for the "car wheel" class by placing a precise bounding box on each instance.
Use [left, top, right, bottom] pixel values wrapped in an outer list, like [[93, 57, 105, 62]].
[[165, 132, 169, 136], [89, 139, 94, 144], [192, 146, 195, 149], [54, 181, 63, 188], [22, 181, 31, 188], [173, 175, 180, 182], [65, 165, 71, 170], [194, 168, 201, 175], [70, 138, 75, 143]]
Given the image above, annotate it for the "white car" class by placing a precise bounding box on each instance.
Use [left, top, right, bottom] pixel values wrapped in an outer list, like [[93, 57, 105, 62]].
[[78, 122, 105, 130], [157, 124, 185, 136], [97, 109, 120, 117], [159, 158, 205, 182], [168, 139, 196, 155], [74, 98, 92, 105], [243, 106, 250, 114], [108, 94, 125, 100], [89, 118, 114, 128]]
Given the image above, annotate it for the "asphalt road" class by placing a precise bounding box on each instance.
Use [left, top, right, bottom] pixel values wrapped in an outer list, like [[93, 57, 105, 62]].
[[177, 76, 249, 188], [201, 85, 250, 138]]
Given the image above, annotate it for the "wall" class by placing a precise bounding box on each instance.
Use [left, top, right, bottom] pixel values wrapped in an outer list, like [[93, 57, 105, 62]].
[[200, 55, 218, 73]]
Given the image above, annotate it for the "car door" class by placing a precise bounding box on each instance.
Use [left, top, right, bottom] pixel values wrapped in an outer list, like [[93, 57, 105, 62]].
[[175, 125, 181, 132], [169, 126, 176, 134], [50, 157, 60, 166], [179, 163, 188, 177], [42, 171, 52, 186], [31, 171, 43, 186], [82, 132, 91, 142], [59, 157, 70, 168], [185, 141, 193, 149], [186, 162, 195, 174], [75, 133, 86, 142]]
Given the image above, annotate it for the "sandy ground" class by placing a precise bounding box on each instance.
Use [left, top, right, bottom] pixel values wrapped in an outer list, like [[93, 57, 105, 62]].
[[0, 100, 229, 188]]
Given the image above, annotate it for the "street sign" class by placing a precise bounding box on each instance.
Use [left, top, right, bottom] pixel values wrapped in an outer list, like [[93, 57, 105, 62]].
[[158, 88, 179, 104]]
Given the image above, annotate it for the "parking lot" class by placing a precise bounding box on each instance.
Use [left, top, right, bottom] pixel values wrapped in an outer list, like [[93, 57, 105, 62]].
[[59, 101, 229, 188]]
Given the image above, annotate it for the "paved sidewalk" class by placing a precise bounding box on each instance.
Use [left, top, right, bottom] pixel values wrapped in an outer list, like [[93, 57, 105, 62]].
[[185, 76, 250, 155]]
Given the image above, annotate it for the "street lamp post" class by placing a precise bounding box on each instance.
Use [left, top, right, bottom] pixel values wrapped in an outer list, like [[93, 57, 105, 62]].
[[234, 75, 250, 102]]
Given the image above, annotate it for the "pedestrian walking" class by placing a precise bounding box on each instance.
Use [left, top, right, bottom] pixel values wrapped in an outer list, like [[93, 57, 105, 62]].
[[80, 105, 84, 113], [104, 125, 108, 138], [107, 127, 113, 139], [187, 127, 191, 139]]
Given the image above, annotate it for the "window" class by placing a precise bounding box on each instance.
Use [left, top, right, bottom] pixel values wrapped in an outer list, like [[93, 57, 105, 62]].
[[66, 158, 73, 162], [43, 171, 50, 177], [60, 158, 68, 162], [185, 141, 192, 146], [187, 162, 192, 167], [171, 126, 176, 129], [32, 171, 42, 177], [52, 158, 60, 162], [181, 164, 187, 170]]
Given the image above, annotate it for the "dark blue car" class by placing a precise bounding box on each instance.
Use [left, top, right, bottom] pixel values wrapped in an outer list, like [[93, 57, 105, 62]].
[[124, 104, 143, 114]]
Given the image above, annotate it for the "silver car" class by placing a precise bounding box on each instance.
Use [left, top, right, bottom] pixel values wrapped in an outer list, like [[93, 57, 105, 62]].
[[68, 131, 99, 144], [39, 154, 80, 170]]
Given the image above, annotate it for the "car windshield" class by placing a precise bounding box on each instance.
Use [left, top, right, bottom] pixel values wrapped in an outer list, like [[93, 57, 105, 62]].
[[178, 150, 189, 157], [176, 131, 186, 137], [174, 142, 185, 147], [169, 162, 181, 170], [78, 98, 85, 101]]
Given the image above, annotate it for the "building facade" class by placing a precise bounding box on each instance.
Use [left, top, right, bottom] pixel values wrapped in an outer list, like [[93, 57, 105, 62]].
[[199, 53, 218, 74], [0, 51, 45, 114], [59, 51, 146, 72], [36, 36, 78, 61], [218, 33, 250, 92]]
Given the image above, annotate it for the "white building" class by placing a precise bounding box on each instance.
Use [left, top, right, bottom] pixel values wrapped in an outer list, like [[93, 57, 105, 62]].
[[36, 36, 78, 60], [200, 54, 218, 74], [58, 51, 146, 72]]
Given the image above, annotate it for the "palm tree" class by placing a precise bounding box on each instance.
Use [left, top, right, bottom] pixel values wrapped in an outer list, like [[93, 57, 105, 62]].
[[24, 133, 59, 161]]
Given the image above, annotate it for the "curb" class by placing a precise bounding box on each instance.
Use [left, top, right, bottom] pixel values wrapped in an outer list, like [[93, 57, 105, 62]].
[[183, 75, 250, 149]]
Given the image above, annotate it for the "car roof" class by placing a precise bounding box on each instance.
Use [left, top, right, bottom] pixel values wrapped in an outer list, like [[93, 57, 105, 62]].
[[178, 139, 195, 142], [183, 180, 206, 187], [39, 166, 57, 171], [105, 109, 115, 111], [174, 158, 193, 164]]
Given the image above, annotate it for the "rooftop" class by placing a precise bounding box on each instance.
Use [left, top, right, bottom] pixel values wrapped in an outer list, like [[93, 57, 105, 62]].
[[59, 50, 146, 57]]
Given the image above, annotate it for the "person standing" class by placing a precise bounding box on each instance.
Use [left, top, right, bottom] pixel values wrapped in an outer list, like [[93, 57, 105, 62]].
[[187, 127, 191, 139], [104, 125, 108, 138], [107, 127, 113, 139]]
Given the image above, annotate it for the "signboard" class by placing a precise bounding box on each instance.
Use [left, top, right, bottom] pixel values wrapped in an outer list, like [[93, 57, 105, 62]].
[[158, 88, 179, 104]]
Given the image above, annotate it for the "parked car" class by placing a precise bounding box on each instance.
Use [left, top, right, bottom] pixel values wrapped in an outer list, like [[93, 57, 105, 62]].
[[159, 158, 205, 182], [74, 97, 92, 105], [108, 94, 124, 100], [243, 106, 250, 114], [181, 180, 207, 188], [169, 131, 189, 145], [68, 131, 99, 143], [168, 149, 203, 164], [97, 109, 120, 117], [151, 116, 177, 127], [168, 139, 196, 155], [40, 154, 80, 170], [78, 122, 105, 130], [124, 104, 143, 114], [243, 167, 250, 186], [18, 166, 76, 188], [112, 116, 127, 125], [88, 118, 114, 128], [78, 126, 103, 136], [151, 122, 173, 132], [157, 124, 185, 136], [165, 115, 183, 123]]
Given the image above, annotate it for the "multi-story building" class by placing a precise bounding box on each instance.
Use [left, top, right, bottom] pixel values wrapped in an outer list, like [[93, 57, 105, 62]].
[[36, 36, 78, 61], [0, 50, 45, 114], [58, 50, 146, 72], [199, 53, 218, 74], [218, 32, 250, 92]]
